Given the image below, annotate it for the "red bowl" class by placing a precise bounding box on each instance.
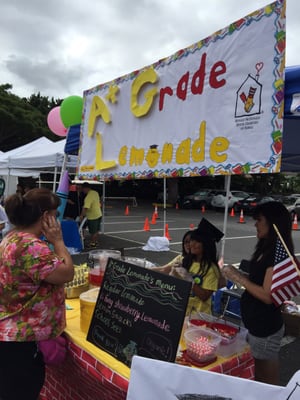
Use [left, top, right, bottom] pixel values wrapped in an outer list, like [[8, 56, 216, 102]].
[[189, 319, 212, 329], [211, 322, 238, 344]]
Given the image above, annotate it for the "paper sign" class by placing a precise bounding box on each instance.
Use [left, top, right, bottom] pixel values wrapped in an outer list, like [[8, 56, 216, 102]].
[[127, 355, 300, 400]]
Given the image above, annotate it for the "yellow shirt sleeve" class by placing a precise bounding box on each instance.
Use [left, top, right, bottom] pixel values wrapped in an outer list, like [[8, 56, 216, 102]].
[[187, 262, 219, 315]]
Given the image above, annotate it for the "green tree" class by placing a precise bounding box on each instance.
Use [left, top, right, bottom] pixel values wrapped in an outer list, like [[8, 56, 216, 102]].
[[0, 84, 62, 151]]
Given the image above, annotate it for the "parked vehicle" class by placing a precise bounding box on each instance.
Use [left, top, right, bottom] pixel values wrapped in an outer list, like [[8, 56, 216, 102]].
[[157, 189, 181, 204], [157, 190, 168, 203], [282, 194, 300, 206], [182, 189, 217, 209], [285, 197, 300, 219], [211, 190, 249, 210], [235, 195, 275, 214]]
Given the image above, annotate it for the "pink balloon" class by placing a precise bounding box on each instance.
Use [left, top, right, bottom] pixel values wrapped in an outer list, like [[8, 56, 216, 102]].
[[47, 106, 68, 137]]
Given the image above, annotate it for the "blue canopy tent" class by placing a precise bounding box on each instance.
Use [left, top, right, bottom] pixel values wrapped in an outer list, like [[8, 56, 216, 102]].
[[64, 124, 81, 155], [282, 65, 300, 172]]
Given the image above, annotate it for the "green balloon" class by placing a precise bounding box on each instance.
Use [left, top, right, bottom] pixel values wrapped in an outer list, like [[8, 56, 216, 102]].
[[60, 96, 83, 127]]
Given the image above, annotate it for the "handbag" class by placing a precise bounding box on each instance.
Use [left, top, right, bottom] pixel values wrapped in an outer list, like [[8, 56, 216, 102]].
[[38, 335, 67, 366], [0, 292, 67, 366]]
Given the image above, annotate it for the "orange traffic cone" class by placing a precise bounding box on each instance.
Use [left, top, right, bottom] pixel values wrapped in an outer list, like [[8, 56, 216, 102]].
[[125, 205, 129, 216], [201, 205, 205, 213], [238, 209, 245, 223], [151, 212, 157, 225], [143, 217, 150, 231], [164, 223, 171, 240], [230, 208, 235, 217], [189, 223, 195, 230], [292, 214, 298, 230], [154, 205, 159, 218]]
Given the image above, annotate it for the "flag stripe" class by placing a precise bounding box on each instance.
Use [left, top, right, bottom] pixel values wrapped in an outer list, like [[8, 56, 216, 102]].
[[271, 238, 300, 307], [273, 263, 296, 277], [272, 272, 299, 289]]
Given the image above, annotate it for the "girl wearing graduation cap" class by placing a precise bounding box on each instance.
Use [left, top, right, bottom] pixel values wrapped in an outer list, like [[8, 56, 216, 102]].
[[154, 218, 224, 315], [183, 224, 222, 316]]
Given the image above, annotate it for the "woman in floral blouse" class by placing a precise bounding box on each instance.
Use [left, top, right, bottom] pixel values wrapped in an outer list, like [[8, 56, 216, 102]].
[[0, 188, 74, 400]]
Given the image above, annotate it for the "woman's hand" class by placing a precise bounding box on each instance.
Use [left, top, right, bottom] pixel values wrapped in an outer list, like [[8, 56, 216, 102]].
[[170, 267, 193, 281], [221, 264, 246, 287], [41, 215, 63, 245], [42, 214, 74, 284]]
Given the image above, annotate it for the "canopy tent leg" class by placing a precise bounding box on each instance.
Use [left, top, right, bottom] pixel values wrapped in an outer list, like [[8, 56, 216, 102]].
[[53, 166, 58, 192]]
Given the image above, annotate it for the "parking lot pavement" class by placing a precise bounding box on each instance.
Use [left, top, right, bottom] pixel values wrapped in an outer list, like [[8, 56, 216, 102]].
[[90, 201, 300, 265]]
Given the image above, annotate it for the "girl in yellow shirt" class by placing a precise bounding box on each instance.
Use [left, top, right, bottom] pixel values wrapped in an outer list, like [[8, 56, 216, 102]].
[[183, 230, 221, 316]]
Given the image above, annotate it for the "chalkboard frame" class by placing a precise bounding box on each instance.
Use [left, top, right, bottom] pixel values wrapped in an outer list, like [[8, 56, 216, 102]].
[[87, 258, 192, 367]]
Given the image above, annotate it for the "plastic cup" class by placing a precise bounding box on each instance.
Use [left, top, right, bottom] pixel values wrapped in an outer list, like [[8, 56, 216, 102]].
[[88, 267, 105, 287], [88, 249, 122, 287]]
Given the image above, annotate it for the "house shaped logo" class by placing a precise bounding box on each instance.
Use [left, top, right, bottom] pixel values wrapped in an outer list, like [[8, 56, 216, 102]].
[[235, 63, 264, 118], [235, 74, 262, 118]]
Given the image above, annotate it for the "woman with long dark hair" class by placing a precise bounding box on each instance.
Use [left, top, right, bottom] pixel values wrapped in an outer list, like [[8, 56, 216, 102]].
[[222, 201, 294, 385]]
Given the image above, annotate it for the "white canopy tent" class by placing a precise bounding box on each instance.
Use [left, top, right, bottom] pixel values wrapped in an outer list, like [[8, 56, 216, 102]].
[[0, 137, 78, 196]]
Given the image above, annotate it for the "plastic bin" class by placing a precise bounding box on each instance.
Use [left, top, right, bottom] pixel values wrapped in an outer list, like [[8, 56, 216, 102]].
[[184, 327, 221, 363]]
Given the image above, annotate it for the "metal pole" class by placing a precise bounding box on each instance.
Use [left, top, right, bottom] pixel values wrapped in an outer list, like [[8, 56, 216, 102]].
[[220, 175, 231, 260], [163, 177, 167, 235], [101, 181, 105, 234], [53, 166, 58, 192]]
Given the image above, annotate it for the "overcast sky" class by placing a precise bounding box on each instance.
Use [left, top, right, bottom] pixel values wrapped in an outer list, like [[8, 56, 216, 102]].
[[1, 0, 299, 99]]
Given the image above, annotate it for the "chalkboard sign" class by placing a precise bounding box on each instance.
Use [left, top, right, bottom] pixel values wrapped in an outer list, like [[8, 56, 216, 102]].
[[87, 258, 192, 367]]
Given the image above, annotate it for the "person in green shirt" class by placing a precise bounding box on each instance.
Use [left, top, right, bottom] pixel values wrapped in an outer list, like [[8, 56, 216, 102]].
[[80, 183, 102, 246]]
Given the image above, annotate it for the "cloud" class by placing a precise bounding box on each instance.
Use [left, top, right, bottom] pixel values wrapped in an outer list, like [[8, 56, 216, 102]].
[[0, 0, 299, 98]]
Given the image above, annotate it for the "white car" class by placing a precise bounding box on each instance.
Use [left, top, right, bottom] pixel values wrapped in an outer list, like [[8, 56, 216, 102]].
[[285, 198, 300, 218], [211, 190, 249, 209]]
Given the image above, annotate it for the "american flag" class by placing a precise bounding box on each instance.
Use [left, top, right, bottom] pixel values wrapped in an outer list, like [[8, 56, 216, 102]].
[[271, 239, 300, 307]]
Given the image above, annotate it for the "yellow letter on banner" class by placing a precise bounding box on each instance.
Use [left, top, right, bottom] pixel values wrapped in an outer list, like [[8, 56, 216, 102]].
[[88, 96, 111, 137], [176, 138, 191, 164], [119, 146, 128, 166], [191, 121, 206, 162], [161, 143, 173, 164], [95, 132, 117, 170], [131, 67, 158, 117], [210, 137, 229, 163]]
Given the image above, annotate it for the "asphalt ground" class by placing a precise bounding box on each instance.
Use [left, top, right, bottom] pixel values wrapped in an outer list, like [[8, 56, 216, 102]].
[[76, 199, 300, 386]]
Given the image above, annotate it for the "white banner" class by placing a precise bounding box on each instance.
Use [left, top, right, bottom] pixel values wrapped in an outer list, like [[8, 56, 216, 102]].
[[78, 1, 285, 181], [126, 356, 300, 400]]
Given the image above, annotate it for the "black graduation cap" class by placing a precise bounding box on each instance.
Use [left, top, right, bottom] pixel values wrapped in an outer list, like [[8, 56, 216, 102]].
[[197, 217, 224, 243]]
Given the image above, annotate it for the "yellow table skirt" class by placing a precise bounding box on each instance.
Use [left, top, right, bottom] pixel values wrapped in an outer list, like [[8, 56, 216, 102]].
[[65, 298, 253, 380], [65, 298, 131, 380]]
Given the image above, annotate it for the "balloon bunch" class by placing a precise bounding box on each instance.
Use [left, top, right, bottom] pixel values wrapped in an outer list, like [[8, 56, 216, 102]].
[[47, 95, 83, 137]]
